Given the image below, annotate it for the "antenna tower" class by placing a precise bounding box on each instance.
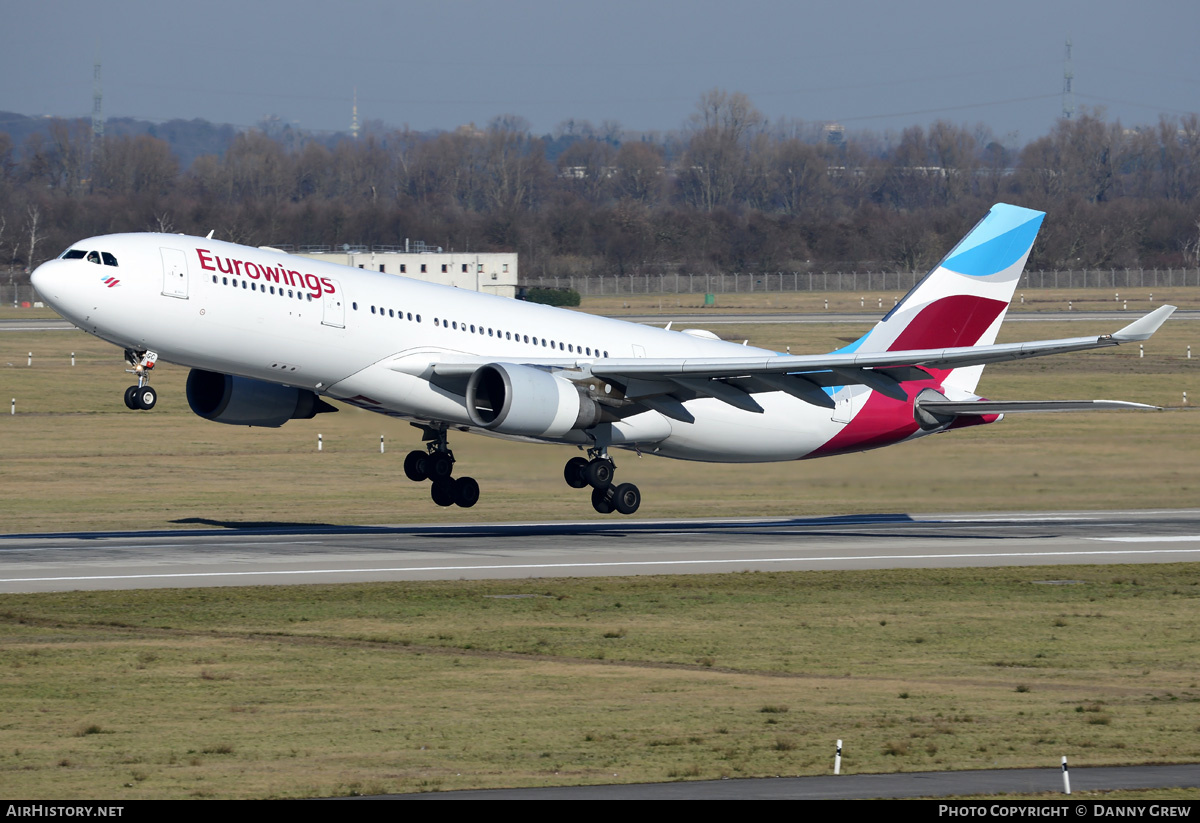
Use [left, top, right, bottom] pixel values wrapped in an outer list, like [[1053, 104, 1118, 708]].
[[1062, 38, 1075, 120], [351, 88, 359, 139], [92, 53, 104, 144]]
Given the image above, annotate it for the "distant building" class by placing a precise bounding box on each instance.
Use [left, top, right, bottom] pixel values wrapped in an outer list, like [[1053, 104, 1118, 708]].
[[289, 245, 518, 298]]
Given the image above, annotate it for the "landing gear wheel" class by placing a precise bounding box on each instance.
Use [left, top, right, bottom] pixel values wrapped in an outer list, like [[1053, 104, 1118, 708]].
[[591, 487, 615, 514], [123, 386, 139, 410], [612, 482, 641, 515], [404, 450, 429, 482], [429, 453, 454, 481], [430, 478, 456, 507], [584, 458, 615, 489], [134, 386, 157, 410], [564, 457, 589, 489], [453, 476, 480, 508]]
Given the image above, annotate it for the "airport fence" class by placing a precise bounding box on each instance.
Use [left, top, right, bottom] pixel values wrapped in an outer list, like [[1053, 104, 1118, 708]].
[[523, 268, 1200, 296]]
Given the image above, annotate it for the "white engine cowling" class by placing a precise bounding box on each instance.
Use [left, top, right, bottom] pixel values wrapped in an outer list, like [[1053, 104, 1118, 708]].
[[186, 369, 336, 427], [466, 363, 601, 437]]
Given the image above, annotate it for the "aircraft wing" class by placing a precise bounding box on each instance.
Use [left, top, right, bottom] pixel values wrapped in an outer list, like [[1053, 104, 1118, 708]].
[[576, 306, 1177, 415], [414, 306, 1174, 419]]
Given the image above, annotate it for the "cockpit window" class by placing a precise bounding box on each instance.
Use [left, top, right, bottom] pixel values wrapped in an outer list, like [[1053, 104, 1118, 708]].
[[86, 251, 101, 264], [61, 249, 87, 260], [101, 252, 118, 267]]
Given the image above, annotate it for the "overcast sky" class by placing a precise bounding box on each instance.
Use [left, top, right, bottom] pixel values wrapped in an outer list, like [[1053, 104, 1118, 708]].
[[2, 0, 1196, 143]]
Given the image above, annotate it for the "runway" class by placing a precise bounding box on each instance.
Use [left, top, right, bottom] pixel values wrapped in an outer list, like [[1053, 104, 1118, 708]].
[[3, 509, 1199, 593]]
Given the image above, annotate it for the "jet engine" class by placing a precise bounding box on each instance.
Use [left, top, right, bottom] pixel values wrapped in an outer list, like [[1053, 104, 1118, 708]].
[[186, 369, 337, 427], [465, 363, 601, 437]]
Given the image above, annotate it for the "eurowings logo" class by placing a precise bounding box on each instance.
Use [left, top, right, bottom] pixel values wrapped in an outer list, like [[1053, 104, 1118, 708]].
[[101, 275, 120, 288]]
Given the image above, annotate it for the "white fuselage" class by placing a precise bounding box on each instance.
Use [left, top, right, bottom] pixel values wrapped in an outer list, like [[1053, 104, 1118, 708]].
[[32, 233, 891, 463]]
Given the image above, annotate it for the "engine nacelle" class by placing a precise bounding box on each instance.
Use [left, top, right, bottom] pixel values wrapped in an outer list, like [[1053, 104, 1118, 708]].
[[466, 363, 601, 437], [186, 369, 337, 427]]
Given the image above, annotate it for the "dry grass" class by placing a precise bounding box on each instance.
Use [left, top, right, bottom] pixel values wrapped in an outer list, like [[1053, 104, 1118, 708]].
[[1, 565, 1198, 798]]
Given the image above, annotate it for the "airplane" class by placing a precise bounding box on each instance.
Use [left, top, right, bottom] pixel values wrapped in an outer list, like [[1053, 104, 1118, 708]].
[[30, 203, 1174, 516]]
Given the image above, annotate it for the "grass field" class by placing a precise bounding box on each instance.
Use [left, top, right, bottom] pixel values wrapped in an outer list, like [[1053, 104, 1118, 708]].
[[2, 566, 1198, 798], [1, 296, 1198, 798]]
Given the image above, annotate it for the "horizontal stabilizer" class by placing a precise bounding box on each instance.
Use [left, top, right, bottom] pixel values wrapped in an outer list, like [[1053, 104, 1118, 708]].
[[916, 399, 1162, 415]]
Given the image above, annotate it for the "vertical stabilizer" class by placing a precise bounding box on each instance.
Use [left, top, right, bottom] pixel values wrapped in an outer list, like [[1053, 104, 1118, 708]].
[[849, 203, 1044, 393]]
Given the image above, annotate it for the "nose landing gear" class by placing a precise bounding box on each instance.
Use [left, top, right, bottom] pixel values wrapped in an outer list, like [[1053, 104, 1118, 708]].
[[122, 349, 159, 410]]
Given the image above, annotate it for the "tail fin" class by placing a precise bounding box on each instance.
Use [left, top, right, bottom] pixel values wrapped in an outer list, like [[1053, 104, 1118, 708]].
[[849, 203, 1045, 393]]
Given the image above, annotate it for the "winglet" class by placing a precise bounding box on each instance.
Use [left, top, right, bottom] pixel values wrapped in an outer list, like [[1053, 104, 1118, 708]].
[[1112, 305, 1176, 342]]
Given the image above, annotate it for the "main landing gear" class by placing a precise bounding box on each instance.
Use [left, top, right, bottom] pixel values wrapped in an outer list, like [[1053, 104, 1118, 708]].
[[564, 450, 641, 515], [122, 349, 159, 410], [403, 426, 479, 508]]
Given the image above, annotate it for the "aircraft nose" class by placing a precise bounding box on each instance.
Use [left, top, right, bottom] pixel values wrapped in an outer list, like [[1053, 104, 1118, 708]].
[[30, 259, 63, 300]]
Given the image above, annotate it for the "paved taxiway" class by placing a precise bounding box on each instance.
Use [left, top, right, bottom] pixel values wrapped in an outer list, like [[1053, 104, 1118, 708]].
[[3, 509, 1199, 593], [388, 763, 1200, 799]]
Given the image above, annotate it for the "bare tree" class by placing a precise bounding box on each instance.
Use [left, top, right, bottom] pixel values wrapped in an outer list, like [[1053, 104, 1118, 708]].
[[679, 89, 765, 211], [24, 205, 41, 272]]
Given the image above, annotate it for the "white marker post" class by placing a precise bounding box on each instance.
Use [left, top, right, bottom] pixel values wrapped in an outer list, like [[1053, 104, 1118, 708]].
[[1140, 344, 1144, 358], [27, 352, 32, 366], [1068, 301, 1073, 311], [71, 352, 75, 367], [824, 299, 828, 310], [1061, 756, 1070, 795], [380, 435, 385, 454], [318, 434, 323, 452], [834, 739, 842, 775], [1188, 346, 1191, 359]]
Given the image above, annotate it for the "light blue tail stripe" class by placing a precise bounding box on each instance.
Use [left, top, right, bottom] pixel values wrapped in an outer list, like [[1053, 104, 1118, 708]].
[[943, 205, 1044, 278]]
